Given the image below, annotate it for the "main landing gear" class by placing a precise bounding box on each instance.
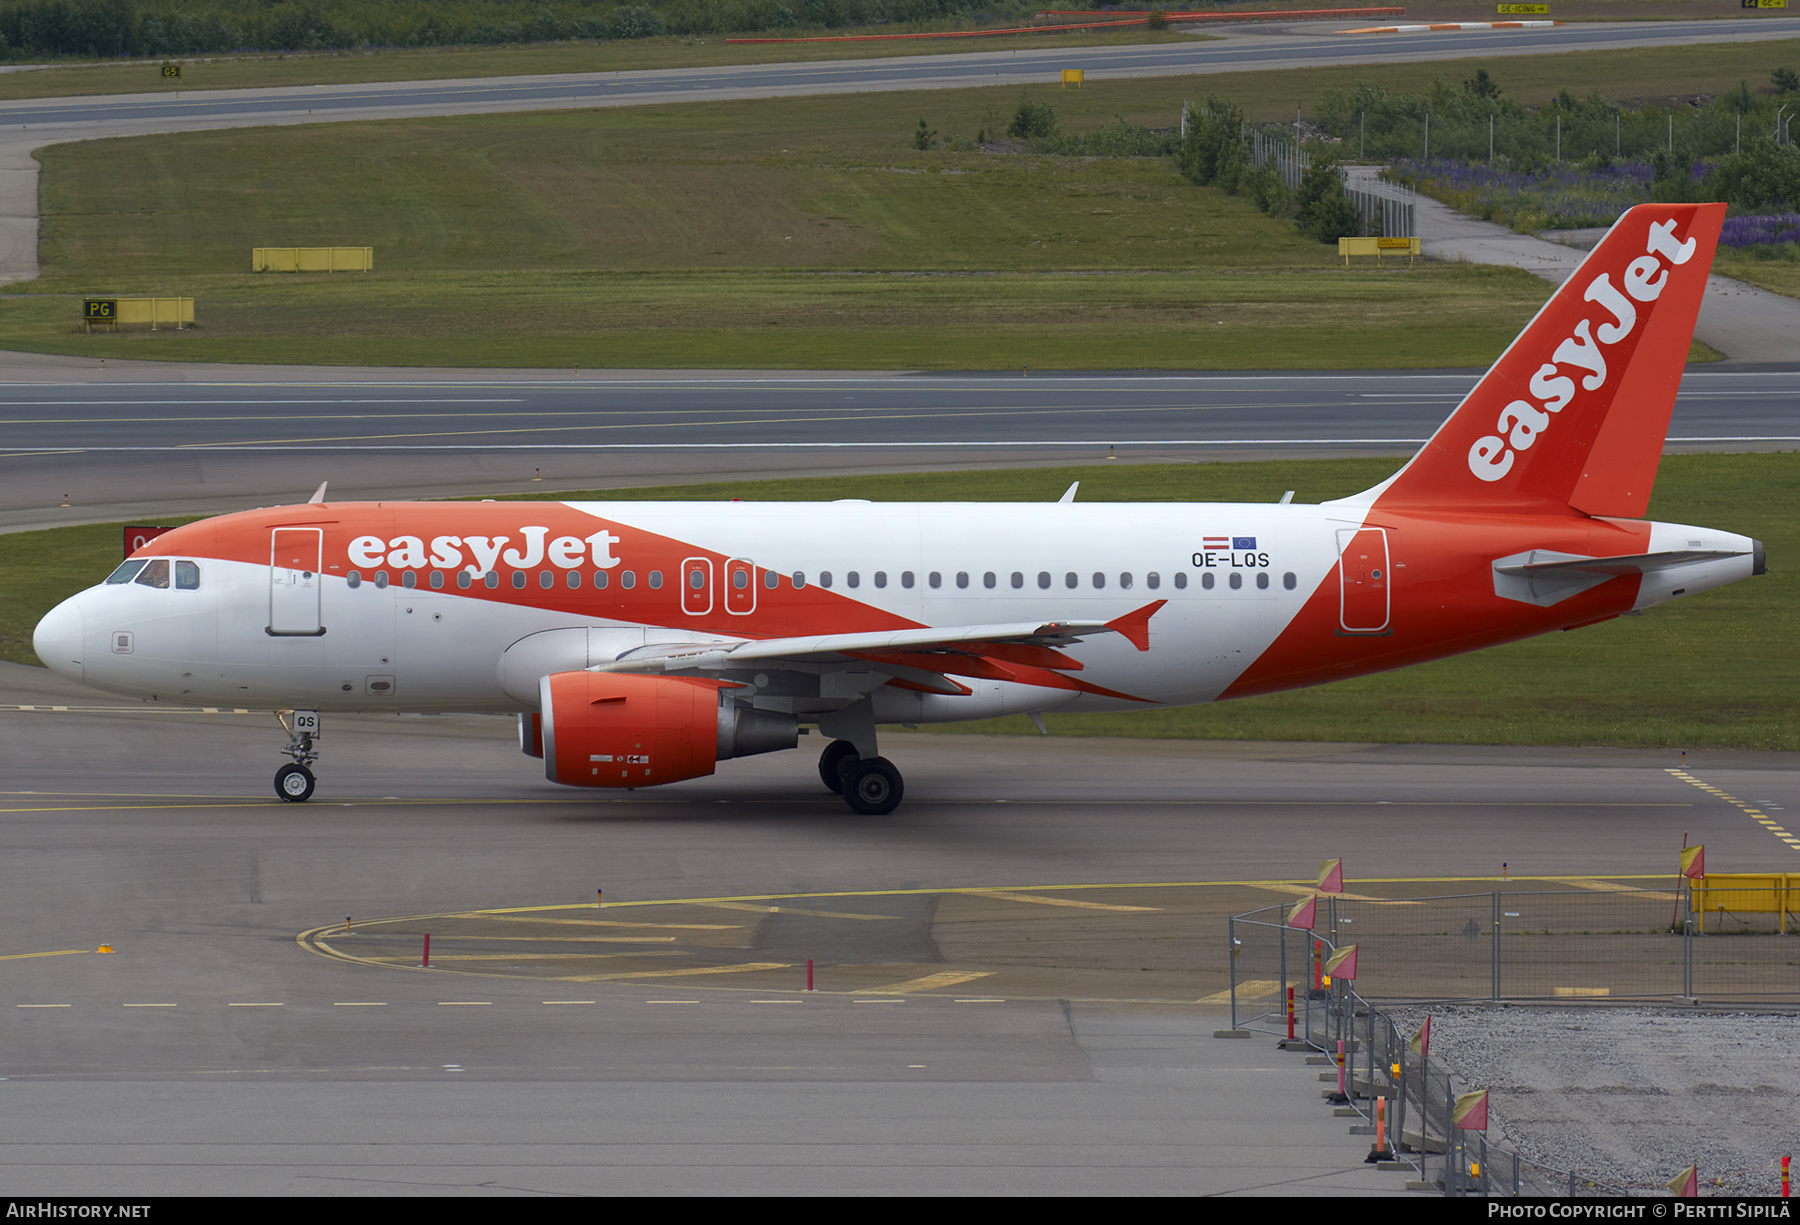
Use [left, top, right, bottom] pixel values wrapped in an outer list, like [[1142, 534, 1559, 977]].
[[274, 709, 320, 803], [818, 738, 904, 816]]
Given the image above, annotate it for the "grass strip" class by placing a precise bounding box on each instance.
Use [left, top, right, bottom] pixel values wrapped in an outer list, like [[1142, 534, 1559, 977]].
[[5, 453, 1790, 750]]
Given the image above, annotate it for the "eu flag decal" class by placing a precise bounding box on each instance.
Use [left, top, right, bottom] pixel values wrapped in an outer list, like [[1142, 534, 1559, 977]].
[[1232, 536, 1257, 550]]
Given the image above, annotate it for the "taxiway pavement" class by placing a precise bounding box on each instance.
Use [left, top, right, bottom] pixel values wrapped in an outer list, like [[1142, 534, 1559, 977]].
[[1, 661, 1793, 1193], [3, 366, 1796, 532]]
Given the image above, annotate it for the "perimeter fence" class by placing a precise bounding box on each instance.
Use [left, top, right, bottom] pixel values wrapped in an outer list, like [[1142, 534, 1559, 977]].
[[1228, 887, 1799, 1196]]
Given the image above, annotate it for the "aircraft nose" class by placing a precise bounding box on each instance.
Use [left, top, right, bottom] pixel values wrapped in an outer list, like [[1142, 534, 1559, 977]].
[[33, 596, 83, 683]]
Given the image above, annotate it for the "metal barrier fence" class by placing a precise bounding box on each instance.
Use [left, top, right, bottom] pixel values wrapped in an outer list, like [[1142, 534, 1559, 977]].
[[1248, 129, 1415, 237], [1237, 888, 1799, 1005], [1228, 888, 1798, 1195]]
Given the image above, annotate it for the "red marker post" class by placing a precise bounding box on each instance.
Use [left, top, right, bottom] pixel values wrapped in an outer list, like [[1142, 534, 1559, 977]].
[[422, 933, 430, 968]]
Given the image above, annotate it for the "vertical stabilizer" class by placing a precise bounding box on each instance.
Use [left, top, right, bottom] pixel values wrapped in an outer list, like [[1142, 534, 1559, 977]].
[[1370, 203, 1723, 517]]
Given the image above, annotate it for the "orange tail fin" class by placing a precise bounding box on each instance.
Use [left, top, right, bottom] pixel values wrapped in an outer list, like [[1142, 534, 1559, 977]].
[[1371, 202, 1723, 518]]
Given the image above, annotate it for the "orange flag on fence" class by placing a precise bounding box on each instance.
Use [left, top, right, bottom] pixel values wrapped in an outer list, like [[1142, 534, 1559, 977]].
[[1668, 1164, 1698, 1197], [1323, 943, 1358, 982], [1680, 845, 1705, 879], [1410, 1014, 1432, 1057], [1453, 1089, 1489, 1131], [1286, 894, 1318, 931], [1317, 858, 1344, 894]]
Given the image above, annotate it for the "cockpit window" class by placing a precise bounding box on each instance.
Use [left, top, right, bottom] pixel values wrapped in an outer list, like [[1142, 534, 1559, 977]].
[[175, 560, 200, 590], [105, 560, 147, 584], [133, 559, 171, 589]]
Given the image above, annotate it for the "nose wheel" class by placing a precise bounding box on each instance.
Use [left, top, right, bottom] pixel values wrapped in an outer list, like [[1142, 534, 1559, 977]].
[[274, 709, 321, 803], [275, 763, 316, 803]]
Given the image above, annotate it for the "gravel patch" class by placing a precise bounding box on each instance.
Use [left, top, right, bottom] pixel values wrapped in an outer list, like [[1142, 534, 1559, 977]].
[[1386, 1005, 1800, 1196]]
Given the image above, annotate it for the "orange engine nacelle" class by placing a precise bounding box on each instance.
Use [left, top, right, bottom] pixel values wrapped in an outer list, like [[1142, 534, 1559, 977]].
[[538, 671, 725, 788]]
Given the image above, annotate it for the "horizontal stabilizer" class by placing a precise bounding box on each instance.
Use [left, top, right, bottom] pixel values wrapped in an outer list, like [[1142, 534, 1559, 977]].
[[1492, 547, 1750, 607]]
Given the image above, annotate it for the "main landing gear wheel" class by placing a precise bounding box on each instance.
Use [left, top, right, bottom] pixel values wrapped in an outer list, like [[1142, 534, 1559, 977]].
[[274, 763, 315, 803], [819, 739, 859, 795], [842, 756, 903, 816]]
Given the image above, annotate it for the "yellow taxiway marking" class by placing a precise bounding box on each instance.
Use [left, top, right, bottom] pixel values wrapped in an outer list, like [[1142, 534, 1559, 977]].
[[1560, 878, 1682, 901], [563, 962, 788, 984], [1250, 883, 1419, 904], [680, 901, 899, 921], [1195, 979, 1283, 1006], [860, 971, 995, 995], [17, 1003, 70, 1008], [366, 953, 675, 962], [0, 949, 87, 962], [970, 890, 1159, 912], [449, 915, 742, 931], [1667, 769, 1800, 855], [373, 935, 680, 944]]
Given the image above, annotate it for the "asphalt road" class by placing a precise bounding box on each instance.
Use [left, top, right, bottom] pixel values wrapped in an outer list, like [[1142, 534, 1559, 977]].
[[1, 20, 1793, 129], [2, 660, 1793, 1194], [2, 367, 1794, 530]]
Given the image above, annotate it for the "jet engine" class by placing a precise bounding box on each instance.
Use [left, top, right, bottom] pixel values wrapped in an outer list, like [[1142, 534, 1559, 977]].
[[537, 671, 796, 788]]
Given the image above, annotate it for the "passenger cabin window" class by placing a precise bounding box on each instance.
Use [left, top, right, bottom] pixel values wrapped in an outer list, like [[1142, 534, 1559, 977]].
[[134, 559, 171, 589], [792, 572, 807, 589]]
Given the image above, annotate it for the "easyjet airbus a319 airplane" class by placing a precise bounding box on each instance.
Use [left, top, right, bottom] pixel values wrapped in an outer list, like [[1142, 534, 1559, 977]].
[[33, 203, 1764, 814]]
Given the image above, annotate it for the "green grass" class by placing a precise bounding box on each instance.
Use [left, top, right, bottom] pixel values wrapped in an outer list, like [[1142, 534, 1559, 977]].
[[1713, 246, 1800, 302], [0, 266, 1550, 369], [7, 453, 1792, 749], [8, 37, 1795, 366], [6, 94, 1553, 369]]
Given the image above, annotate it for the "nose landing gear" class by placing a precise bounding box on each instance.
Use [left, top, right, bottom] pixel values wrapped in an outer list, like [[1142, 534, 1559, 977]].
[[274, 709, 320, 803]]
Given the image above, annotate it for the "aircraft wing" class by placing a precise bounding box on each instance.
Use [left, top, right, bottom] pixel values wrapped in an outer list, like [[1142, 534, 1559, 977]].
[[590, 601, 1167, 700]]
